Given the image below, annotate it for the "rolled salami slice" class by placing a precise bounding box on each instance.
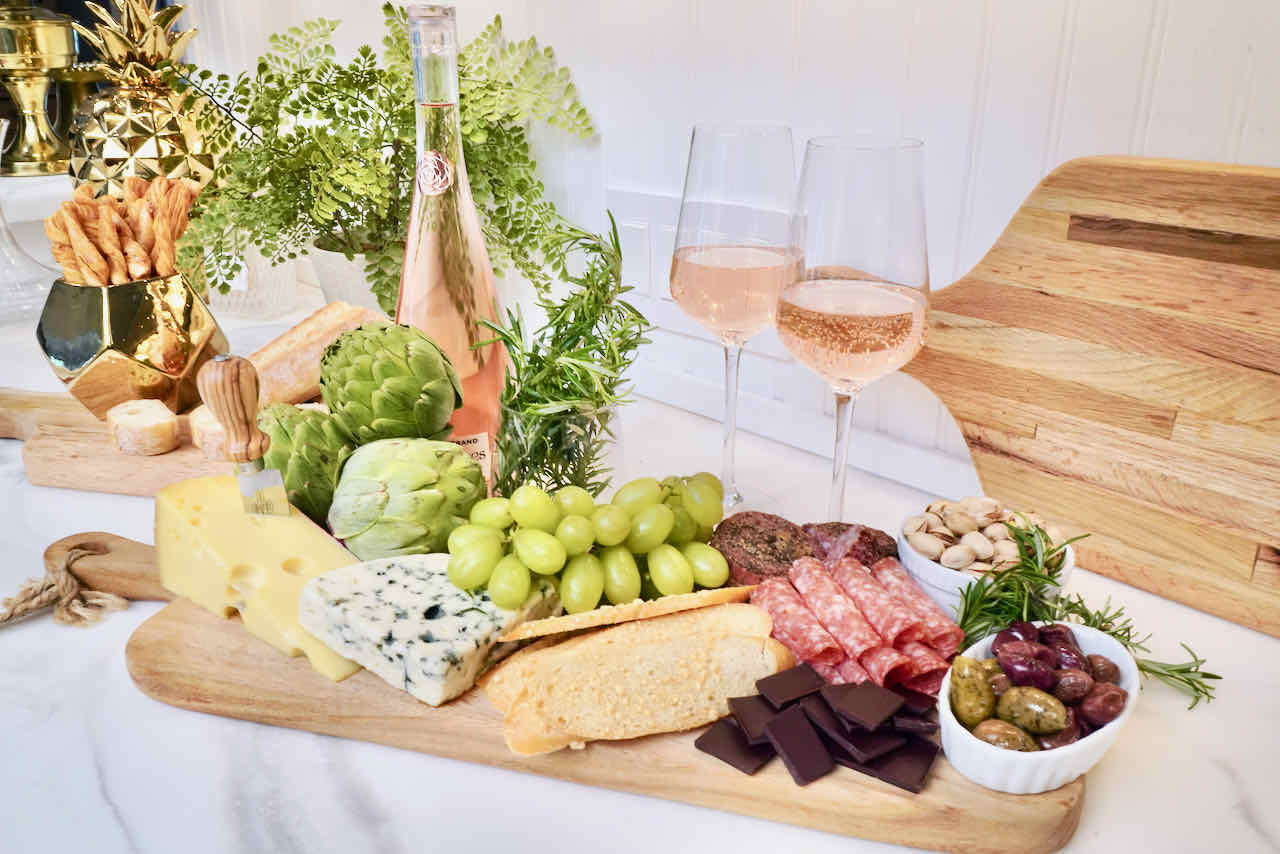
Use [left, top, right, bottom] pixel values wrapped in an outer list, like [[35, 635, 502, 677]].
[[904, 668, 946, 697], [811, 660, 846, 684], [896, 640, 949, 682], [788, 557, 882, 660], [750, 578, 844, 666], [837, 657, 871, 685], [871, 557, 966, 658], [858, 645, 913, 687], [830, 558, 928, 647]]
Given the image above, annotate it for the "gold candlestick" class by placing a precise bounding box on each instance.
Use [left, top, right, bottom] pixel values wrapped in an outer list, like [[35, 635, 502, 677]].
[[0, 0, 76, 176]]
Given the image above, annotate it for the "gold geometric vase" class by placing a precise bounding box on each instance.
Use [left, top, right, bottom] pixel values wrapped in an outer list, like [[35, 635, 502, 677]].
[[36, 273, 228, 418]]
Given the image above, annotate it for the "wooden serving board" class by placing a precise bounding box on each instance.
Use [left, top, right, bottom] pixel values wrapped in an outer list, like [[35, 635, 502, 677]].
[[61, 533, 1082, 854], [0, 388, 225, 496], [905, 156, 1280, 637]]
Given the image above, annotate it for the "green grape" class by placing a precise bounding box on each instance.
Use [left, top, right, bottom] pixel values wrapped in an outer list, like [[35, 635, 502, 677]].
[[447, 524, 503, 556], [611, 477, 663, 516], [512, 529, 568, 575], [509, 484, 561, 533], [591, 505, 631, 546], [487, 554, 532, 609], [469, 497, 513, 530], [625, 503, 675, 554], [600, 545, 641, 605], [682, 477, 724, 528], [447, 537, 504, 590], [555, 514, 595, 556], [682, 542, 730, 588], [555, 485, 596, 518], [689, 472, 724, 503], [694, 522, 715, 542], [666, 503, 697, 547], [560, 554, 606, 614], [647, 544, 695, 596]]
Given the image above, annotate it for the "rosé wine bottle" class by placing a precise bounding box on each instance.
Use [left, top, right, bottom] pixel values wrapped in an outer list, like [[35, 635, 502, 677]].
[[397, 4, 504, 480]]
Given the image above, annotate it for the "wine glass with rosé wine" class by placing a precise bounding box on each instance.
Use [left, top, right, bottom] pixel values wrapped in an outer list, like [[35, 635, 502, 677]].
[[670, 123, 800, 509], [777, 136, 930, 520]]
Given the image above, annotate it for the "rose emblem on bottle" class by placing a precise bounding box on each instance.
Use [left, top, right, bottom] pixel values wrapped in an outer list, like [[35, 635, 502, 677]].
[[416, 150, 453, 196]]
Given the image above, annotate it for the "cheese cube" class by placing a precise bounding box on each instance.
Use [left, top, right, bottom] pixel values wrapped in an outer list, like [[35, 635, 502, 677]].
[[299, 555, 560, 706], [107, 399, 180, 455], [155, 475, 361, 681]]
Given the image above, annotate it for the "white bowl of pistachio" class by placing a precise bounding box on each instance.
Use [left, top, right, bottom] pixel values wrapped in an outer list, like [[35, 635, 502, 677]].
[[896, 496, 1074, 620]]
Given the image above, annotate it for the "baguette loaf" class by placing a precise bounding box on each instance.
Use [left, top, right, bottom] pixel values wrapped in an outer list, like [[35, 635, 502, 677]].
[[249, 301, 384, 405], [482, 604, 793, 755]]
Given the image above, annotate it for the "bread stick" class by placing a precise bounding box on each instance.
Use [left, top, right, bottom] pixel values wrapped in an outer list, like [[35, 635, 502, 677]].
[[135, 199, 155, 253], [121, 222, 151, 279], [123, 176, 148, 206], [98, 203, 128, 284], [73, 182, 96, 202], [60, 205, 108, 287], [151, 198, 176, 276]]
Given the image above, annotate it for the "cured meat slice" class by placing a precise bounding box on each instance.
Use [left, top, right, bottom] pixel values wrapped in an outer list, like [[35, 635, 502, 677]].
[[904, 668, 946, 697], [896, 640, 949, 682], [788, 557, 881, 660], [713, 512, 816, 585], [750, 578, 843, 666], [837, 657, 871, 685], [811, 660, 845, 684], [830, 558, 928, 647], [871, 557, 966, 658], [858, 645, 913, 687], [802, 522, 897, 566]]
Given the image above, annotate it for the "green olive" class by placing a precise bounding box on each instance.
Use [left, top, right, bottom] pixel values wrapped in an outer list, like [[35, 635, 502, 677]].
[[949, 656, 997, 728], [977, 658, 1005, 678], [972, 719, 1040, 752], [996, 686, 1069, 735]]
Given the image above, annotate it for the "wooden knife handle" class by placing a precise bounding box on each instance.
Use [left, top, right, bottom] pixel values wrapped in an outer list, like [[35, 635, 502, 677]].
[[197, 355, 269, 464], [44, 532, 168, 601]]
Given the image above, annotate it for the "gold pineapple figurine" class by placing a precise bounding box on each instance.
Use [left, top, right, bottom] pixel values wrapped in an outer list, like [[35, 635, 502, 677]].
[[68, 0, 214, 197]]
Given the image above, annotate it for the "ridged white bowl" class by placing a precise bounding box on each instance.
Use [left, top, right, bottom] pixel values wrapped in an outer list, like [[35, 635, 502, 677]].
[[897, 531, 1074, 621], [938, 623, 1140, 794]]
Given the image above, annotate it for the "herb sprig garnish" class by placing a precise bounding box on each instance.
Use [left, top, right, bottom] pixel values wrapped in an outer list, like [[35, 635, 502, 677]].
[[956, 519, 1221, 708]]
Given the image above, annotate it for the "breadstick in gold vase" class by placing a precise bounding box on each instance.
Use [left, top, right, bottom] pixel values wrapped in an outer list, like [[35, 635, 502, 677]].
[[150, 199, 177, 277], [97, 203, 128, 285], [60, 205, 108, 287]]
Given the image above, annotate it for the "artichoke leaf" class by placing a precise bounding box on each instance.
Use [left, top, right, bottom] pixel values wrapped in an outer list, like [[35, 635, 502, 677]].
[[327, 478, 390, 540]]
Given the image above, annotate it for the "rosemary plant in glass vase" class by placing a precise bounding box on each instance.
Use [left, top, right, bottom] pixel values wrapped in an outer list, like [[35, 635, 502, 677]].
[[171, 5, 593, 312]]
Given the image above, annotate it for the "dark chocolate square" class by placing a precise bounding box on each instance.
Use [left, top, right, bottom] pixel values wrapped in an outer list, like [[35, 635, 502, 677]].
[[763, 704, 834, 786], [695, 718, 775, 775], [756, 663, 824, 709], [728, 695, 776, 746], [799, 695, 905, 763], [821, 681, 904, 730], [833, 735, 940, 794], [892, 714, 939, 735], [891, 687, 937, 716]]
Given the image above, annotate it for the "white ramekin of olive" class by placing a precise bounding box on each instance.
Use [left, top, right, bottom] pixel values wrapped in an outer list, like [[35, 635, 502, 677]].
[[938, 621, 1139, 795], [897, 498, 1074, 619]]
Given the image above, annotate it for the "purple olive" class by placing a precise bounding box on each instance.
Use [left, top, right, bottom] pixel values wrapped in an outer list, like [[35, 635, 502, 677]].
[[1037, 707, 1082, 750], [1052, 668, 1094, 705], [1080, 682, 1128, 726], [999, 654, 1057, 692], [1088, 654, 1120, 684], [1038, 623, 1079, 649], [1051, 641, 1091, 673], [991, 622, 1040, 655], [997, 640, 1056, 669]]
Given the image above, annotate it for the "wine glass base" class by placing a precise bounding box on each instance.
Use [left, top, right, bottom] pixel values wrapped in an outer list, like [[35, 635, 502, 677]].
[[723, 489, 744, 511]]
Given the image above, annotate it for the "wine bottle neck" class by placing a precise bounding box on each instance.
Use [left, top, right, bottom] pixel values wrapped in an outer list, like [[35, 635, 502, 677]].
[[409, 4, 460, 106]]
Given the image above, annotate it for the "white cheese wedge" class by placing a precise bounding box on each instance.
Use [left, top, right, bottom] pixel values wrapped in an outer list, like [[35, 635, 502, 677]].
[[107, 399, 179, 455], [299, 555, 560, 706], [155, 475, 361, 681]]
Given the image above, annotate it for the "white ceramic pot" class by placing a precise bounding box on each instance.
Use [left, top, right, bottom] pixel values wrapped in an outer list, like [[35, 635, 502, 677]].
[[308, 248, 385, 313], [897, 529, 1074, 621], [938, 623, 1140, 794], [208, 247, 299, 320]]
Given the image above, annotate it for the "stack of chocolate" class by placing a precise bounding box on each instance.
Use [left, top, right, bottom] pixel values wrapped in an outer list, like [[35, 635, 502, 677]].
[[695, 664, 940, 792]]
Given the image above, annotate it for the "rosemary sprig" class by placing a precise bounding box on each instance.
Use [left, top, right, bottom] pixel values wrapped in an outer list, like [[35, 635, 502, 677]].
[[955, 518, 1221, 708]]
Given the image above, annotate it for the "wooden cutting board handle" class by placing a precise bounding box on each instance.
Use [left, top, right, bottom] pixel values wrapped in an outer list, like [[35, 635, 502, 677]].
[[44, 532, 167, 602]]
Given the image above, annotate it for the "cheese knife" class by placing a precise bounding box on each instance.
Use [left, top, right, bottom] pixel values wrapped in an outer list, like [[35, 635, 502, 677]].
[[195, 354, 290, 516]]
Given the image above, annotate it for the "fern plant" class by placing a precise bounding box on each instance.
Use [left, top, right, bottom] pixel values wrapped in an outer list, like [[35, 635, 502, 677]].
[[172, 5, 593, 311]]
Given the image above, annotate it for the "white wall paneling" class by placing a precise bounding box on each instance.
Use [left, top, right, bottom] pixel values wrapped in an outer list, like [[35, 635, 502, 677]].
[[177, 0, 1280, 498]]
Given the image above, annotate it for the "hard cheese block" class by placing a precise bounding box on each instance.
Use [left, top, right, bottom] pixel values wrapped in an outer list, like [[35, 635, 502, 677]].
[[299, 555, 560, 706], [155, 475, 360, 681]]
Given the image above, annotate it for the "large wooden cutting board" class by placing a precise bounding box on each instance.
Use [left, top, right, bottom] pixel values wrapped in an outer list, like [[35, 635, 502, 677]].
[[905, 156, 1280, 638], [58, 533, 1082, 854]]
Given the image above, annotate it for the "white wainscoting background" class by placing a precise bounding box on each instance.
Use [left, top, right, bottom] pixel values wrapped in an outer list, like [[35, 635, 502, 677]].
[[182, 0, 1280, 497]]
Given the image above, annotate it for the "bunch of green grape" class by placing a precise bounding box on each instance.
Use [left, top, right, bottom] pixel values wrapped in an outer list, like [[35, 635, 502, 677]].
[[446, 473, 732, 614]]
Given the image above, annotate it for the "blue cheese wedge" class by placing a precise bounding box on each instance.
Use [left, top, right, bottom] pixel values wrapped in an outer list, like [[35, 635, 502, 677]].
[[298, 554, 559, 706]]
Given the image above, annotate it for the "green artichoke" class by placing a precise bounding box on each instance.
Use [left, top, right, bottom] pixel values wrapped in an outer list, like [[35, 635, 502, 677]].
[[320, 322, 463, 444], [257, 404, 356, 526], [327, 438, 485, 560]]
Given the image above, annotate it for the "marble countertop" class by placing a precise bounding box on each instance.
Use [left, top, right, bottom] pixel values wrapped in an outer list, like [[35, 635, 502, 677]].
[[0, 315, 1276, 854]]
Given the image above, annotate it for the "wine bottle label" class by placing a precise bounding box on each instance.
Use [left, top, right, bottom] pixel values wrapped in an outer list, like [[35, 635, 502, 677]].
[[416, 150, 454, 196], [452, 431, 494, 492]]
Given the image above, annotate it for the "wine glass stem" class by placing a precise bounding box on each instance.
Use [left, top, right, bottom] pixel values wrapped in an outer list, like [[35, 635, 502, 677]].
[[722, 343, 744, 508], [828, 390, 857, 521]]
